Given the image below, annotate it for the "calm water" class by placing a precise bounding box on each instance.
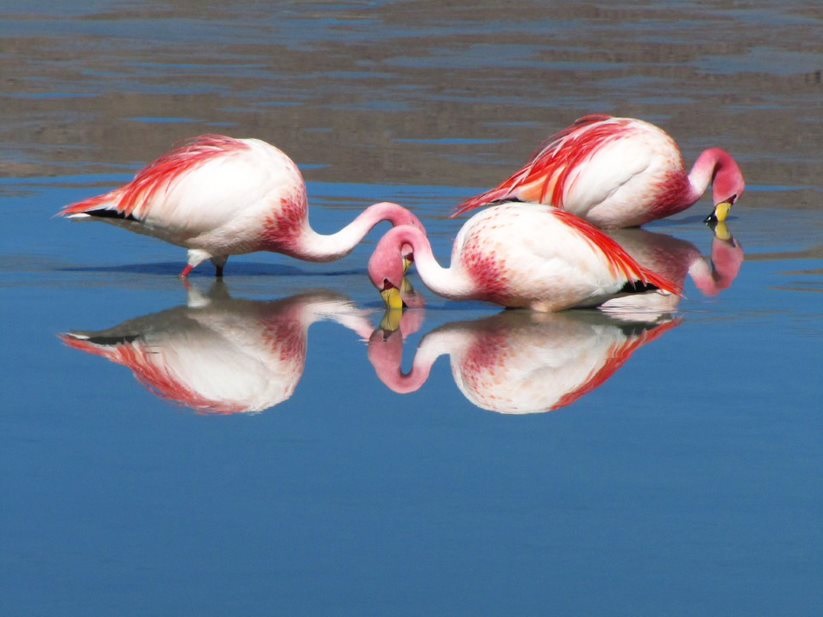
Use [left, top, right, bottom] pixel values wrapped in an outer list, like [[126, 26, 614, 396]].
[[2, 3, 822, 615]]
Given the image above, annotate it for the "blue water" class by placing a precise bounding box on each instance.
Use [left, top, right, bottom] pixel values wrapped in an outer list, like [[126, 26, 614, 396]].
[[2, 3, 822, 616], [3, 177, 821, 615]]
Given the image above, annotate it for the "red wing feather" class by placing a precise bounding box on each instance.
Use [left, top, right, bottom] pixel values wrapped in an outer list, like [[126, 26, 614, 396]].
[[59, 334, 245, 414], [551, 318, 682, 411], [553, 208, 682, 296], [60, 134, 248, 219], [453, 115, 625, 217]]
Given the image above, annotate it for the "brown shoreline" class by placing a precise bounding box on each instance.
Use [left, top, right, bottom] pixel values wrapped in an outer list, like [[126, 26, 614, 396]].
[[1, 3, 820, 211]]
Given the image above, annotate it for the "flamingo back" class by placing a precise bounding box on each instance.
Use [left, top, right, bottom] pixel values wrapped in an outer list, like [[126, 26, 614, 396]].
[[60, 135, 308, 253], [454, 203, 680, 310], [454, 116, 688, 227]]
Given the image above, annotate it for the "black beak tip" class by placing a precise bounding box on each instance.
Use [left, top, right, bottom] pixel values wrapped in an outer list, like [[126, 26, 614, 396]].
[[704, 213, 718, 225]]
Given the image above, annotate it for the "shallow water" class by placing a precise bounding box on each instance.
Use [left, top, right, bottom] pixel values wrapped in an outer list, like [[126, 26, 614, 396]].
[[2, 3, 822, 615]]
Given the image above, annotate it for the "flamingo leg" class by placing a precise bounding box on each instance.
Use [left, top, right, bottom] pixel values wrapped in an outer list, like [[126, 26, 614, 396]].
[[211, 256, 228, 278], [181, 249, 212, 279]]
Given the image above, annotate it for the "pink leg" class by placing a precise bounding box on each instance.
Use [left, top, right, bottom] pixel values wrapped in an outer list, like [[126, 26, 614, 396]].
[[181, 249, 210, 279]]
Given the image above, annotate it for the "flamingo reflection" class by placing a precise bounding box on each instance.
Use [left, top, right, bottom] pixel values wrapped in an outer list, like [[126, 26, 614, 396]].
[[368, 309, 681, 414], [60, 283, 374, 414], [601, 222, 744, 313]]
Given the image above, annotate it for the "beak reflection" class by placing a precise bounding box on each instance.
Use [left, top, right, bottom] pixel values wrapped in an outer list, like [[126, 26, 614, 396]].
[[379, 276, 426, 311]]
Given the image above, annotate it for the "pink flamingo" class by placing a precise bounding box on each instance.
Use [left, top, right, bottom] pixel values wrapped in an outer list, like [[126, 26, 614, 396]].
[[368, 310, 681, 414], [59, 285, 376, 414], [369, 202, 681, 312], [454, 115, 745, 228], [59, 134, 422, 277], [601, 223, 744, 313]]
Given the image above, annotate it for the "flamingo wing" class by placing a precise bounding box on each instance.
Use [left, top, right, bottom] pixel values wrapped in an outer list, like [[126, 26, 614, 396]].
[[550, 208, 682, 296], [61, 135, 251, 220], [60, 135, 304, 246], [456, 204, 681, 310], [551, 317, 682, 411], [60, 332, 247, 414], [454, 116, 677, 224], [454, 115, 625, 216]]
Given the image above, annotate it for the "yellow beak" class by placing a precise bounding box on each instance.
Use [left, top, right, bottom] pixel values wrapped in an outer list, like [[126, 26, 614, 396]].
[[379, 308, 404, 333], [712, 221, 732, 241], [709, 201, 734, 223], [380, 286, 405, 311]]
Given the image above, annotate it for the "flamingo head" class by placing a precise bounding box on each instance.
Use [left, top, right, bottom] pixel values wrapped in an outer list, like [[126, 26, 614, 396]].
[[705, 150, 745, 224], [375, 293, 425, 334], [368, 225, 422, 310]]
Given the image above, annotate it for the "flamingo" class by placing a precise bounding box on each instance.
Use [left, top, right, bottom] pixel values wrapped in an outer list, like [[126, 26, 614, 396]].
[[600, 222, 744, 313], [59, 284, 376, 414], [59, 134, 423, 277], [454, 115, 745, 228], [368, 310, 681, 414], [368, 202, 681, 312]]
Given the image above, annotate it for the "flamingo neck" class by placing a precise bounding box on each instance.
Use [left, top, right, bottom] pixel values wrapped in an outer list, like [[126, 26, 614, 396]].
[[295, 202, 418, 262], [688, 235, 744, 297], [277, 293, 373, 337], [685, 148, 739, 206], [389, 226, 476, 300], [369, 329, 465, 394]]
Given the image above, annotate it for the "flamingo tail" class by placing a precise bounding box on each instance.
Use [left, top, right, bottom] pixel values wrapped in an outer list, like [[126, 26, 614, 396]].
[[58, 332, 125, 358], [453, 185, 519, 217], [59, 192, 136, 220], [452, 115, 619, 218], [626, 262, 682, 297]]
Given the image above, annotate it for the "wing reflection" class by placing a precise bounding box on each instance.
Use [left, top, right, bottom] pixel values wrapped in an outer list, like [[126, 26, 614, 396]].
[[369, 310, 680, 414], [60, 282, 374, 414], [602, 222, 744, 312]]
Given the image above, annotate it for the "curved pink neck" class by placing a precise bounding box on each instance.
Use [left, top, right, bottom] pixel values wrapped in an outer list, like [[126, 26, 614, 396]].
[[295, 201, 420, 262], [382, 226, 476, 299], [368, 330, 433, 394], [685, 148, 743, 207], [688, 235, 744, 297]]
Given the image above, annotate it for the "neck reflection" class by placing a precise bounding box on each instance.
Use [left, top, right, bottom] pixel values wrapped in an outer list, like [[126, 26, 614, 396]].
[[601, 222, 744, 313]]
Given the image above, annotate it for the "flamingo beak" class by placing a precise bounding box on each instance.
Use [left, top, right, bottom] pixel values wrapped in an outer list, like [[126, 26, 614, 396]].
[[705, 200, 734, 224], [378, 308, 404, 333], [710, 221, 732, 242], [380, 285, 405, 311]]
